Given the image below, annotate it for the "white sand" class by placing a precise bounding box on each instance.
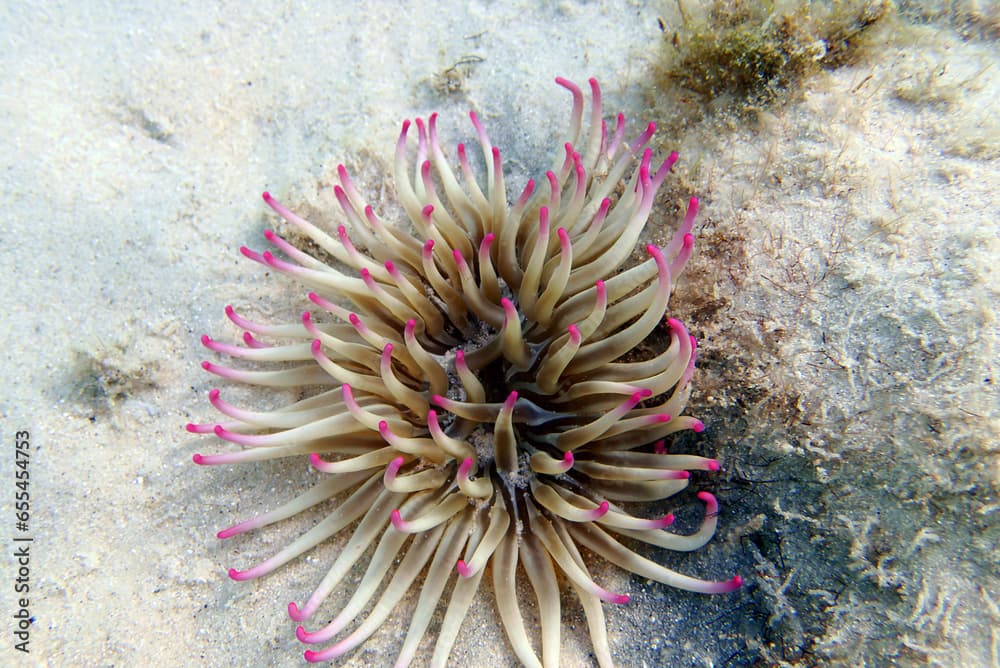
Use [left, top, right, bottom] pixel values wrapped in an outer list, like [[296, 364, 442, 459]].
[[1, 2, 997, 667]]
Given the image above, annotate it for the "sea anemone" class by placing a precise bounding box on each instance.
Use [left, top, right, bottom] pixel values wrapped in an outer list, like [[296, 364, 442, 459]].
[[189, 77, 741, 666]]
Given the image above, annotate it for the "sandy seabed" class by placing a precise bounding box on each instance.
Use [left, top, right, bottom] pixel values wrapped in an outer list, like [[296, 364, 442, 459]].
[[1, 2, 997, 667]]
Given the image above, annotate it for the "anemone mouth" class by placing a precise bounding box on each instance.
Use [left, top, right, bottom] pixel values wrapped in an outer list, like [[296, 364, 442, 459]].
[[190, 76, 740, 667]]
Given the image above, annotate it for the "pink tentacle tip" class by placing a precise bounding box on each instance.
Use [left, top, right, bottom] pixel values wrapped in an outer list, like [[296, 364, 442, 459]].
[[518, 179, 535, 203], [692, 420, 705, 433], [390, 509, 408, 532], [308, 453, 324, 469], [228, 567, 252, 582], [288, 602, 306, 621], [554, 75, 575, 90], [480, 233, 495, 253], [501, 298, 518, 321], [504, 391, 519, 408], [640, 147, 653, 168], [192, 453, 206, 465], [609, 592, 631, 605], [657, 513, 676, 529], [709, 575, 744, 593], [707, 459, 721, 472], [384, 457, 405, 484], [456, 559, 474, 578], [589, 501, 610, 520], [458, 457, 474, 478], [538, 204, 550, 226], [340, 383, 361, 410], [216, 525, 241, 540], [697, 491, 720, 516]]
